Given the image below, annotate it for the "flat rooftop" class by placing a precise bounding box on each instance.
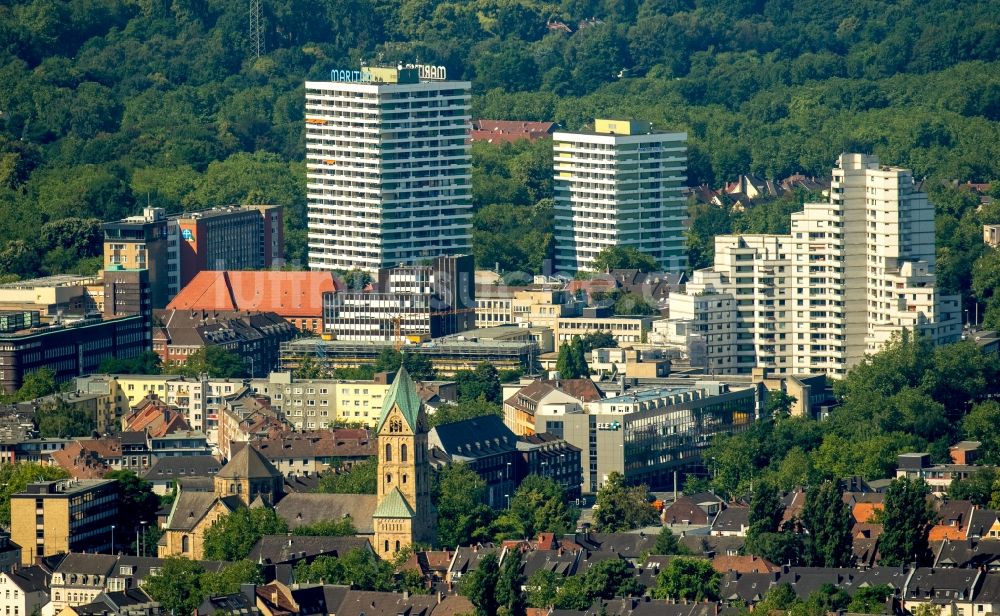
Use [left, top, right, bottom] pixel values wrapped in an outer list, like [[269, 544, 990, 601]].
[[15, 479, 115, 496], [0, 275, 97, 289]]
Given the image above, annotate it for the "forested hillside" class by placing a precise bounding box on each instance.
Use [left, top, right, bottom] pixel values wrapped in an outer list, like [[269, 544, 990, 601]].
[[1, 0, 999, 286]]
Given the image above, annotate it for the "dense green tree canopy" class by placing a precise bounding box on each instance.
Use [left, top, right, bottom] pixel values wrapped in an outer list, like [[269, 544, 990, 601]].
[[592, 472, 656, 532], [316, 457, 378, 495], [202, 508, 289, 561]]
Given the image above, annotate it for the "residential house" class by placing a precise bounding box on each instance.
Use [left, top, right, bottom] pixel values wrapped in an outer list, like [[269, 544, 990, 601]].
[[141, 455, 222, 496], [0, 567, 48, 616], [711, 506, 750, 537]]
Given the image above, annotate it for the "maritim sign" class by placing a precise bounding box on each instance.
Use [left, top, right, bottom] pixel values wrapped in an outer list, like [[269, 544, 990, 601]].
[[329, 64, 448, 84]]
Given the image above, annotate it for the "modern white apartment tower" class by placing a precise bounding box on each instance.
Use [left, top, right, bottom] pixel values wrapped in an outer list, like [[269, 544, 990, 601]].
[[305, 66, 472, 272], [668, 153, 960, 379], [553, 119, 687, 274]]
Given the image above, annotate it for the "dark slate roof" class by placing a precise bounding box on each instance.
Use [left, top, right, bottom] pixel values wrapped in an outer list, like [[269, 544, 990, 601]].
[[711, 507, 750, 533], [571, 532, 657, 559], [935, 538, 1000, 568], [967, 509, 1000, 538], [5, 565, 49, 593], [448, 545, 499, 576], [119, 431, 148, 446], [273, 493, 377, 534], [332, 590, 438, 616], [198, 592, 259, 616], [551, 598, 717, 616], [429, 414, 516, 460], [976, 574, 1000, 603], [283, 475, 321, 493], [218, 444, 282, 479], [521, 548, 581, 578], [54, 553, 118, 577], [718, 571, 776, 602], [904, 567, 981, 603], [247, 535, 371, 565], [142, 455, 221, 481], [680, 535, 745, 558], [662, 496, 710, 525]]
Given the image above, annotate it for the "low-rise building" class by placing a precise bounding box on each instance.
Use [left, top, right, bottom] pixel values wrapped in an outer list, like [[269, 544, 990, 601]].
[[896, 453, 987, 494], [11, 480, 119, 565], [516, 432, 583, 500], [536, 381, 760, 493], [554, 314, 658, 350], [502, 378, 602, 436], [153, 309, 296, 378], [588, 347, 670, 378], [0, 566, 48, 616]]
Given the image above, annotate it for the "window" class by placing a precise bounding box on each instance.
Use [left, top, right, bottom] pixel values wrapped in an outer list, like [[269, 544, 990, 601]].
[[385, 443, 392, 461], [401, 444, 408, 462], [181, 535, 189, 553]]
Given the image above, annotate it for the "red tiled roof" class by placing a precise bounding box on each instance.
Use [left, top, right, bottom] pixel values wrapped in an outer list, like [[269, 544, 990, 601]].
[[470, 120, 556, 144], [167, 271, 339, 317]]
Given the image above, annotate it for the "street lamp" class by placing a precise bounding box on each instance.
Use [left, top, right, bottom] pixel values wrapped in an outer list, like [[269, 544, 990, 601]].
[[505, 493, 511, 509], [140, 521, 148, 556], [110, 525, 115, 554]]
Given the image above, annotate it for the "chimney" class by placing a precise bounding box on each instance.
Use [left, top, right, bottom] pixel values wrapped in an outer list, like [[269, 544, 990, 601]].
[[240, 583, 256, 604]]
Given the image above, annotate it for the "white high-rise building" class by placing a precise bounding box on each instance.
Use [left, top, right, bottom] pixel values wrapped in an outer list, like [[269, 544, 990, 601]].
[[553, 119, 687, 274], [669, 154, 961, 378], [305, 66, 472, 272]]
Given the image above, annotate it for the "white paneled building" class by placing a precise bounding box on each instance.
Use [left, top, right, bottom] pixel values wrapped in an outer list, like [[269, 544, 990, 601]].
[[553, 119, 688, 274], [305, 66, 472, 272], [669, 154, 961, 378]]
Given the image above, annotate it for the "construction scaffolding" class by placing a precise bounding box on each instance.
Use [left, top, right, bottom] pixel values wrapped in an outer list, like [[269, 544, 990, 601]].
[[280, 336, 538, 376]]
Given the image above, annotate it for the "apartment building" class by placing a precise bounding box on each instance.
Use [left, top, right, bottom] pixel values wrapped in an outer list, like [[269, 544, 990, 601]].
[[102, 207, 171, 308], [11, 480, 119, 565], [553, 313, 657, 350], [250, 372, 393, 429], [305, 66, 472, 272], [553, 119, 687, 274], [667, 154, 961, 378]]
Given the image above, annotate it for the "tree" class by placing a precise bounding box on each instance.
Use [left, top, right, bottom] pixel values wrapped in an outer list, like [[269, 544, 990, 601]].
[[201, 560, 264, 597], [848, 584, 894, 614], [143, 557, 205, 616], [104, 470, 160, 552], [316, 458, 377, 495], [525, 569, 559, 609], [592, 472, 656, 532], [202, 508, 288, 561], [961, 401, 1000, 463], [591, 247, 658, 273], [948, 468, 998, 506], [555, 336, 588, 380], [455, 363, 502, 404], [0, 463, 69, 525], [293, 549, 395, 590], [16, 368, 58, 401], [877, 477, 935, 566], [578, 332, 617, 353], [428, 398, 502, 428], [653, 527, 691, 556], [800, 481, 853, 567], [746, 482, 784, 542], [653, 557, 720, 601], [766, 391, 797, 418], [373, 349, 435, 381], [434, 463, 494, 547], [613, 292, 657, 316], [460, 552, 500, 616], [35, 399, 95, 438], [98, 351, 162, 375], [165, 346, 247, 378], [496, 549, 525, 616], [581, 558, 644, 600], [493, 475, 579, 540]]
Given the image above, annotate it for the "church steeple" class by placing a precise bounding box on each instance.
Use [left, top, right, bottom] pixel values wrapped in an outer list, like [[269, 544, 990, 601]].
[[372, 367, 435, 556]]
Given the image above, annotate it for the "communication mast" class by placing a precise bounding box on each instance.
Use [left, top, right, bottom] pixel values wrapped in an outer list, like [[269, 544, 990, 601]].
[[249, 0, 264, 60]]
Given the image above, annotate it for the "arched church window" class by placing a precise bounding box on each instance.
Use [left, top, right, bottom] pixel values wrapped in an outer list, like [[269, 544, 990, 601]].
[[401, 444, 408, 462], [385, 443, 392, 461]]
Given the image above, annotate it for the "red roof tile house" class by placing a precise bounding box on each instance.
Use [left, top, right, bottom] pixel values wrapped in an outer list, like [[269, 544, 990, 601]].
[[167, 271, 340, 334], [469, 120, 556, 144]]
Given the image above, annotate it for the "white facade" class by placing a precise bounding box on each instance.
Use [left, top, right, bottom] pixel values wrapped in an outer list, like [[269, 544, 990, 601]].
[[305, 73, 473, 272], [553, 121, 687, 274], [667, 154, 960, 378]]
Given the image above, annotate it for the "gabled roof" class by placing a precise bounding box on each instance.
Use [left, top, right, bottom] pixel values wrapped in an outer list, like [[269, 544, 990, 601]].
[[247, 535, 372, 565], [376, 367, 422, 433], [3, 566, 49, 593], [372, 487, 415, 519], [217, 444, 281, 480], [274, 493, 377, 534], [54, 553, 118, 577]]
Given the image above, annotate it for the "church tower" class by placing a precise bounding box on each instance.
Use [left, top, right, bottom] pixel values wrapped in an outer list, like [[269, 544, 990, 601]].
[[372, 366, 435, 556]]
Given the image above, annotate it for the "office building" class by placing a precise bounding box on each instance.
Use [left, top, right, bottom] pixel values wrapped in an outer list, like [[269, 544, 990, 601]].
[[0, 311, 149, 394], [667, 154, 961, 378], [534, 382, 759, 494], [322, 254, 475, 343], [102, 207, 171, 308], [103, 205, 284, 305], [553, 119, 687, 274], [173, 205, 284, 292], [11, 479, 119, 564], [305, 66, 472, 272]]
